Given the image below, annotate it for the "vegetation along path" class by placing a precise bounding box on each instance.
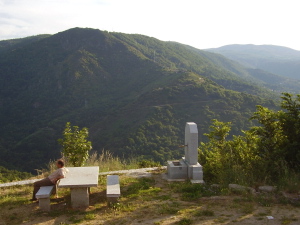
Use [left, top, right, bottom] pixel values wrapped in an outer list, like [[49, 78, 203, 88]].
[[0, 167, 165, 188]]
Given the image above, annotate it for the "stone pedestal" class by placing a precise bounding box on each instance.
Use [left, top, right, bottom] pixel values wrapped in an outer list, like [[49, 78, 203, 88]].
[[167, 160, 188, 180], [186, 161, 204, 183], [39, 198, 51, 211], [71, 187, 89, 208]]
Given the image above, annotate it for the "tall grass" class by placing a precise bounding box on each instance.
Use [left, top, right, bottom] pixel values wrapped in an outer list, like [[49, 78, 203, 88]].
[[85, 151, 140, 172], [46, 150, 140, 174]]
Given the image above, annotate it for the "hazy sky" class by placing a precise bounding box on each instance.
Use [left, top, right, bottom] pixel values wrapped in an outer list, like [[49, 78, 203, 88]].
[[0, 0, 300, 50]]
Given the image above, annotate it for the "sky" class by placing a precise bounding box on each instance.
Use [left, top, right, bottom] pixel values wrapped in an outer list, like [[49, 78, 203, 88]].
[[0, 0, 300, 50]]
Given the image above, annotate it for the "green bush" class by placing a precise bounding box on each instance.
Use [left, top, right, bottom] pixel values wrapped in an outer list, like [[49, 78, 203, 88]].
[[199, 93, 300, 188], [0, 166, 32, 183], [138, 160, 161, 168]]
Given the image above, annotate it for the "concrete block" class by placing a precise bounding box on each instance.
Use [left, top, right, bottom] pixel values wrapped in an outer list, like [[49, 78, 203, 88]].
[[167, 160, 188, 179], [187, 163, 203, 181], [36, 185, 54, 211], [39, 198, 51, 211], [36, 186, 54, 199], [71, 187, 89, 208]]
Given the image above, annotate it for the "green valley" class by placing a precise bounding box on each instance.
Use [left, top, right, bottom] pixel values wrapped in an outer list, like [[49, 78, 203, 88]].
[[0, 28, 290, 173]]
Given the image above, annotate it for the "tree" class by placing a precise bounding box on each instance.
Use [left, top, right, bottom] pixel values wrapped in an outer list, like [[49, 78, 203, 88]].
[[58, 122, 92, 167], [199, 93, 300, 186], [279, 93, 300, 170]]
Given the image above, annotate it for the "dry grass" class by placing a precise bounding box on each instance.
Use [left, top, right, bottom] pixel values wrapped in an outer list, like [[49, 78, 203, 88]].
[[85, 151, 139, 172], [0, 169, 299, 225], [44, 151, 140, 176]]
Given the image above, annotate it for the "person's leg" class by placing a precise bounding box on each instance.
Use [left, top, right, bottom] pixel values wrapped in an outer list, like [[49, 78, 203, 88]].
[[32, 178, 53, 200]]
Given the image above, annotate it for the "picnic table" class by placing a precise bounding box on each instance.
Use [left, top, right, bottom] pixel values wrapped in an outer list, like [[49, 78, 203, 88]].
[[58, 166, 99, 208]]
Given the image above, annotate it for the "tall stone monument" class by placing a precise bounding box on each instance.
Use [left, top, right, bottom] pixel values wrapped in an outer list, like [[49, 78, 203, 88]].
[[167, 122, 204, 183]]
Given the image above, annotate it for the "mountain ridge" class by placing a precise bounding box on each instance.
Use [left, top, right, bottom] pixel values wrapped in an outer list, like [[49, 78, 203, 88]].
[[206, 44, 300, 79], [0, 28, 285, 172]]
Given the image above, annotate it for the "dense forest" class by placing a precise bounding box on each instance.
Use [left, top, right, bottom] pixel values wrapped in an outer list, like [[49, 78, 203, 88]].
[[0, 28, 298, 174]]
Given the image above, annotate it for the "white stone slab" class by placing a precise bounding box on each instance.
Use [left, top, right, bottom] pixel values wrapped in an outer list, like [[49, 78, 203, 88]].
[[58, 166, 99, 188], [36, 186, 54, 199], [107, 175, 120, 197], [184, 122, 198, 165]]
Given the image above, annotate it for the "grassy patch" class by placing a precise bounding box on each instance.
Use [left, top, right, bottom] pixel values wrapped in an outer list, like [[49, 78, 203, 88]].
[[1, 172, 300, 225], [157, 202, 179, 214], [169, 182, 220, 201], [194, 209, 215, 217], [123, 177, 156, 198], [280, 215, 298, 225], [176, 217, 193, 225], [240, 203, 255, 214]]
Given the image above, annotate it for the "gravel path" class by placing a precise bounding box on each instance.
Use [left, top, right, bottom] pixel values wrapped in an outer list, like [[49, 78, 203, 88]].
[[0, 166, 166, 188], [0, 179, 41, 188]]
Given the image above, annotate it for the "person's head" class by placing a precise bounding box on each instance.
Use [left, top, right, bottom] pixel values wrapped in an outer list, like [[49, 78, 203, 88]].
[[56, 159, 64, 168]]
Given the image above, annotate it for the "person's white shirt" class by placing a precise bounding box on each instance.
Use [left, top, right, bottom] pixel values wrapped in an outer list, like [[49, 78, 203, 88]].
[[48, 167, 69, 184]]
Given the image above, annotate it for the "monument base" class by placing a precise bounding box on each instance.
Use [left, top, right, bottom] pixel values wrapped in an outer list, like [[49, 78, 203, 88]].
[[183, 157, 204, 182], [167, 160, 188, 180]]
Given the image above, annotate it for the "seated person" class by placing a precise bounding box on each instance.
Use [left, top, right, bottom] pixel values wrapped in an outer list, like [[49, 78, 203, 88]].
[[31, 159, 68, 201]]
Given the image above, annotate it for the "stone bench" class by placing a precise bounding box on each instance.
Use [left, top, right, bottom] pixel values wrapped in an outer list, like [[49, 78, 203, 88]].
[[36, 185, 54, 211], [106, 175, 120, 202]]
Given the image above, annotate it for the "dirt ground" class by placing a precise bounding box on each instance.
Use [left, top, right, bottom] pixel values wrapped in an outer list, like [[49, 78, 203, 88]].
[[0, 171, 299, 225]]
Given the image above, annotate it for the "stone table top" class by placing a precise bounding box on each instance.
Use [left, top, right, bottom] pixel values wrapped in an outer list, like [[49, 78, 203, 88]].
[[58, 166, 99, 188]]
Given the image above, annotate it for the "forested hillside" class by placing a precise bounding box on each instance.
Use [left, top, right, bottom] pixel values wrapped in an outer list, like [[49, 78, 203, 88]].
[[206, 44, 300, 80], [0, 28, 283, 172]]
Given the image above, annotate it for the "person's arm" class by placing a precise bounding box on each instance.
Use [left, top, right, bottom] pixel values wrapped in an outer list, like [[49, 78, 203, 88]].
[[49, 169, 65, 183], [53, 175, 64, 183]]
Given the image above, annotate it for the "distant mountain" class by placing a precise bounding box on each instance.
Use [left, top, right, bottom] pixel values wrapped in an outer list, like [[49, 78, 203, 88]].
[[206, 44, 300, 80], [0, 28, 285, 172]]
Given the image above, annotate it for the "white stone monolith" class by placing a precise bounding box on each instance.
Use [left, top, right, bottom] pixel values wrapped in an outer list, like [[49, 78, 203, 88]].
[[184, 122, 198, 165]]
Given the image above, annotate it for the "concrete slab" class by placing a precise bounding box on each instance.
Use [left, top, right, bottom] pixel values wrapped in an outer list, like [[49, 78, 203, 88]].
[[58, 166, 99, 188], [107, 175, 120, 197], [36, 186, 54, 199], [107, 175, 120, 203]]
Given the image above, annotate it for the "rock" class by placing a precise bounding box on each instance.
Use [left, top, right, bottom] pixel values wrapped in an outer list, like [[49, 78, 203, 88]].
[[229, 184, 256, 194], [229, 184, 248, 191], [258, 186, 277, 192], [211, 184, 220, 188], [281, 191, 289, 198], [248, 187, 256, 195]]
